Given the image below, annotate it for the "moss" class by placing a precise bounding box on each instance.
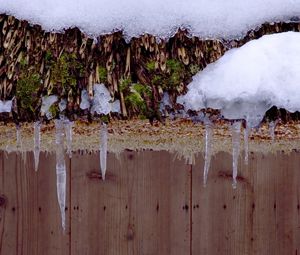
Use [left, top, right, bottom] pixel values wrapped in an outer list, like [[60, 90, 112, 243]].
[[16, 72, 40, 113], [132, 83, 152, 97], [48, 104, 59, 119], [50, 53, 84, 94], [166, 59, 183, 73], [146, 61, 156, 72], [100, 115, 109, 123], [125, 92, 147, 114], [119, 77, 132, 92], [98, 66, 107, 83]]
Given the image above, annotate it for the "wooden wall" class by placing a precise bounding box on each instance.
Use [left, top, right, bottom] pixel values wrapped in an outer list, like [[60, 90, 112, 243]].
[[0, 150, 299, 254]]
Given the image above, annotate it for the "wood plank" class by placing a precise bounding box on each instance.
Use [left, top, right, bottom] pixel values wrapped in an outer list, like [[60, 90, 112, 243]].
[[70, 150, 191, 255], [0, 151, 70, 255], [192, 151, 253, 255], [192, 151, 300, 255]]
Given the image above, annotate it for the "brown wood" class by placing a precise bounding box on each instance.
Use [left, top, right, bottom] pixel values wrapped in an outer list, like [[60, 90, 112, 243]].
[[0, 150, 299, 254], [0, 151, 70, 255], [70, 150, 191, 255]]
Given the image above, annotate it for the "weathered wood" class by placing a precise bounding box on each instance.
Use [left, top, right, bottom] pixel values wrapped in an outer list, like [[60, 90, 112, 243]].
[[70, 150, 191, 255], [0, 151, 70, 255], [192, 151, 300, 255], [0, 150, 299, 254]]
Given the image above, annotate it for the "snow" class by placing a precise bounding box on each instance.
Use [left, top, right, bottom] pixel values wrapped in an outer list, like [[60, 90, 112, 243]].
[[1, 0, 299, 39], [0, 100, 12, 113], [41, 95, 58, 119], [82, 84, 121, 114], [177, 32, 300, 127]]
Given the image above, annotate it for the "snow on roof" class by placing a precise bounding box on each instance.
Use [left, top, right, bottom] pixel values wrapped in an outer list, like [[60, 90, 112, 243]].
[[177, 32, 300, 127], [1, 0, 299, 39]]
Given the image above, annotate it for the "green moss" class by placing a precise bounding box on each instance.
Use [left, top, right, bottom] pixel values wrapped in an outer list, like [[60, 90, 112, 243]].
[[100, 115, 109, 123], [132, 83, 152, 97], [98, 66, 107, 83], [119, 77, 132, 92], [125, 92, 147, 113], [16, 72, 40, 113], [48, 104, 59, 119], [166, 59, 183, 73], [146, 61, 156, 72], [50, 53, 83, 94]]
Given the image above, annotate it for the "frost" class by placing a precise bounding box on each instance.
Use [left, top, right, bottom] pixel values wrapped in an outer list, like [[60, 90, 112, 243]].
[[64, 120, 73, 158], [33, 121, 41, 171], [41, 95, 58, 119], [160, 92, 172, 113], [1, 0, 299, 39], [55, 119, 66, 232], [0, 100, 12, 112], [203, 123, 212, 187], [177, 32, 300, 127], [232, 121, 241, 189], [100, 122, 108, 180], [111, 99, 121, 113]]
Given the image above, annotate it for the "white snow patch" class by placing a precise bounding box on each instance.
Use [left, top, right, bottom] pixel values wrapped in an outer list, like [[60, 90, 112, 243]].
[[90, 84, 120, 114], [41, 95, 58, 119], [1, 0, 299, 39], [177, 32, 300, 127], [0, 100, 12, 112]]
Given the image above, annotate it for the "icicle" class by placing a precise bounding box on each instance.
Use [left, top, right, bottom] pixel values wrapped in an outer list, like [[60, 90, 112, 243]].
[[16, 124, 22, 150], [64, 120, 73, 158], [232, 121, 241, 189], [269, 121, 277, 141], [33, 121, 41, 171], [100, 122, 108, 180], [243, 123, 250, 165], [203, 123, 212, 187], [55, 120, 66, 233]]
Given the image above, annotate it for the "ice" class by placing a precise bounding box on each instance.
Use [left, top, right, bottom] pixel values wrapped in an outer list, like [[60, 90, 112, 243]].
[[41, 95, 58, 119], [232, 121, 241, 189], [100, 122, 108, 180], [33, 121, 41, 171], [79, 90, 91, 110], [177, 32, 300, 126], [16, 124, 22, 149], [0, 100, 12, 112], [64, 120, 73, 158], [1, 0, 299, 40], [55, 119, 66, 232], [243, 124, 250, 165], [91, 84, 120, 114], [269, 120, 277, 141], [203, 123, 212, 187]]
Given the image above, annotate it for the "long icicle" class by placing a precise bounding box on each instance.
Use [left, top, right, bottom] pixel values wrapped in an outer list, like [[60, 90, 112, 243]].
[[100, 122, 108, 180], [203, 123, 212, 187], [64, 120, 73, 158], [232, 121, 241, 189], [244, 123, 250, 165], [33, 121, 41, 171], [55, 120, 66, 233]]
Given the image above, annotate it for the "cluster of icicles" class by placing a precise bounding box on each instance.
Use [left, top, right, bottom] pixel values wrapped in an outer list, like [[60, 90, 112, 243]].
[[21, 119, 108, 233], [203, 120, 277, 188], [15, 117, 278, 232]]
